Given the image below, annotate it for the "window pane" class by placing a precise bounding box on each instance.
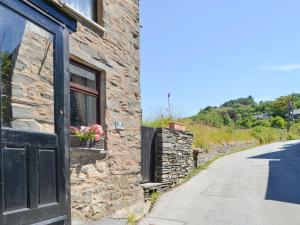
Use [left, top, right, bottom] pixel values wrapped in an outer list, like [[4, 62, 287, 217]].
[[70, 63, 97, 89], [0, 5, 54, 133], [64, 0, 96, 20], [70, 90, 97, 127]]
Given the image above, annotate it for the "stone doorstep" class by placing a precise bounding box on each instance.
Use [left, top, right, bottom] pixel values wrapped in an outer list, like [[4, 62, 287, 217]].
[[72, 218, 127, 225], [141, 182, 172, 200], [72, 201, 151, 225], [140, 182, 170, 189]]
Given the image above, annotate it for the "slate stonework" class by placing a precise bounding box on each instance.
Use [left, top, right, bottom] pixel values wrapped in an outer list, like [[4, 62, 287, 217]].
[[49, 0, 145, 222], [155, 128, 194, 183], [194, 140, 259, 167]]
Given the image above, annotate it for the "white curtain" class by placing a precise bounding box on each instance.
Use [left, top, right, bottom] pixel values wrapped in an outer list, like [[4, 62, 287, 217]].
[[64, 0, 95, 20], [72, 75, 87, 125]]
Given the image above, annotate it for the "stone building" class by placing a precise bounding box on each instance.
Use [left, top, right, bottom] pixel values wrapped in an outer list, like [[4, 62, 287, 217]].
[[49, 0, 144, 222], [0, 0, 143, 223]]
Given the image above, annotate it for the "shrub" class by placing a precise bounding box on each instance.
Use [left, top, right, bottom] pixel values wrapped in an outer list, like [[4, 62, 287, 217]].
[[271, 116, 285, 129], [193, 110, 224, 128], [220, 111, 233, 126], [237, 117, 253, 128], [251, 126, 287, 144], [252, 119, 271, 127]]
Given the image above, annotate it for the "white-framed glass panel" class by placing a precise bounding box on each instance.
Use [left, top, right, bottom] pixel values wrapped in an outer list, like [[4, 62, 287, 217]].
[[63, 0, 96, 21], [70, 62, 99, 127]]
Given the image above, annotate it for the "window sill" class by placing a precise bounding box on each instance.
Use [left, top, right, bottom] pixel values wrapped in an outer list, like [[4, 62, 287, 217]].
[[70, 147, 108, 161], [57, 1, 106, 33]]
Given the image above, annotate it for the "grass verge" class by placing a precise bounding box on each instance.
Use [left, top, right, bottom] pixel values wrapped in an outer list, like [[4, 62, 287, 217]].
[[127, 214, 137, 225], [149, 192, 161, 205]]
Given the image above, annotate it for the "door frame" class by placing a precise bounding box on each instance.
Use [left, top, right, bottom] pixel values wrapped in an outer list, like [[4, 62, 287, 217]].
[[0, 0, 76, 224]]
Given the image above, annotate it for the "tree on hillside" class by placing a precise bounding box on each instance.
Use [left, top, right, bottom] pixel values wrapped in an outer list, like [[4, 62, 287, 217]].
[[192, 93, 300, 129], [222, 95, 256, 107], [227, 109, 238, 120], [193, 109, 224, 128], [272, 94, 300, 117], [273, 96, 293, 117], [255, 101, 274, 114]]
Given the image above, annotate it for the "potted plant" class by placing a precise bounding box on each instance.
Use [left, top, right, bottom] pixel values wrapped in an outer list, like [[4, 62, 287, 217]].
[[70, 124, 105, 149], [169, 122, 186, 131]]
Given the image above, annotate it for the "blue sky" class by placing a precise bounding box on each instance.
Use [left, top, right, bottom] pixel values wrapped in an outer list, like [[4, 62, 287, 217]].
[[140, 0, 300, 120]]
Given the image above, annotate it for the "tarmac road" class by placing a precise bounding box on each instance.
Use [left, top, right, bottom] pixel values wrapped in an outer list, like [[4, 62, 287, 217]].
[[139, 141, 300, 225]]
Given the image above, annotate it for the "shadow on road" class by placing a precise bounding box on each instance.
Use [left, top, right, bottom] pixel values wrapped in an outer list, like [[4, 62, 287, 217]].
[[249, 142, 300, 205]]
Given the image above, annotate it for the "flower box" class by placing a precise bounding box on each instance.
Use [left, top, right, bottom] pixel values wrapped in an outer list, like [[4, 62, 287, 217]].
[[70, 135, 105, 149], [169, 122, 186, 131], [69, 124, 105, 150]]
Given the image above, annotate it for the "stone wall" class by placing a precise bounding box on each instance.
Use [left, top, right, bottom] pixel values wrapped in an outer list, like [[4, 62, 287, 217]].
[[155, 128, 194, 183], [194, 140, 259, 167], [51, 0, 146, 222], [1, 0, 143, 222]]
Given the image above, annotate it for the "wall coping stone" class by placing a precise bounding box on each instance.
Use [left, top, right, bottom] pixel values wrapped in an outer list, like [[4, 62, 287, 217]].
[[158, 128, 193, 136]]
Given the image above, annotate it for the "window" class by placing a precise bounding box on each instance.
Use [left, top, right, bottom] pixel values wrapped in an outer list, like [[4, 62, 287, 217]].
[[63, 0, 97, 21], [70, 61, 101, 127], [0, 5, 55, 133]]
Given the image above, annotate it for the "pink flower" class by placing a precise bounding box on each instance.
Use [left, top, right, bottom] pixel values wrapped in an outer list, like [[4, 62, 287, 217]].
[[96, 125, 104, 135], [71, 124, 105, 142], [80, 126, 87, 132], [94, 134, 101, 142], [70, 126, 79, 134], [90, 124, 104, 136]]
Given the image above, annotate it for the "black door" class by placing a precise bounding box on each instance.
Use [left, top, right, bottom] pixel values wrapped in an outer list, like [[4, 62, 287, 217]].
[[141, 126, 156, 183], [0, 1, 73, 224]]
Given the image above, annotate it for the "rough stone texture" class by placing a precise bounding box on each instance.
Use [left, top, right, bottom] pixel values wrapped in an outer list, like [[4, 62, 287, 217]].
[[50, 0, 144, 222], [194, 140, 259, 167], [74, 218, 127, 225], [155, 128, 194, 183]]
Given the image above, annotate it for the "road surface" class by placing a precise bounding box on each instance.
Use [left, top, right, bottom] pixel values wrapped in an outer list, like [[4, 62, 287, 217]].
[[139, 141, 300, 225]]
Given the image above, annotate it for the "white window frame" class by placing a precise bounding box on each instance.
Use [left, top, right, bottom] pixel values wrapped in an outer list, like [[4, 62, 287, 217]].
[[59, 0, 106, 32]]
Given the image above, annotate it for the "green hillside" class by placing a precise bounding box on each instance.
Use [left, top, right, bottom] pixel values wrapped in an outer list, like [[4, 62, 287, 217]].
[[144, 94, 300, 149], [192, 94, 300, 129]]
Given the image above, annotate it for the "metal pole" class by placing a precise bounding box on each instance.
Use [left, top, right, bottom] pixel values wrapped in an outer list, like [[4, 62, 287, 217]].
[[292, 94, 294, 124], [168, 92, 171, 119], [287, 97, 293, 132]]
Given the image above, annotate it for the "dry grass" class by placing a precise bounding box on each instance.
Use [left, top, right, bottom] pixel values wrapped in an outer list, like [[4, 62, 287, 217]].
[[185, 123, 255, 150], [143, 117, 300, 151]]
